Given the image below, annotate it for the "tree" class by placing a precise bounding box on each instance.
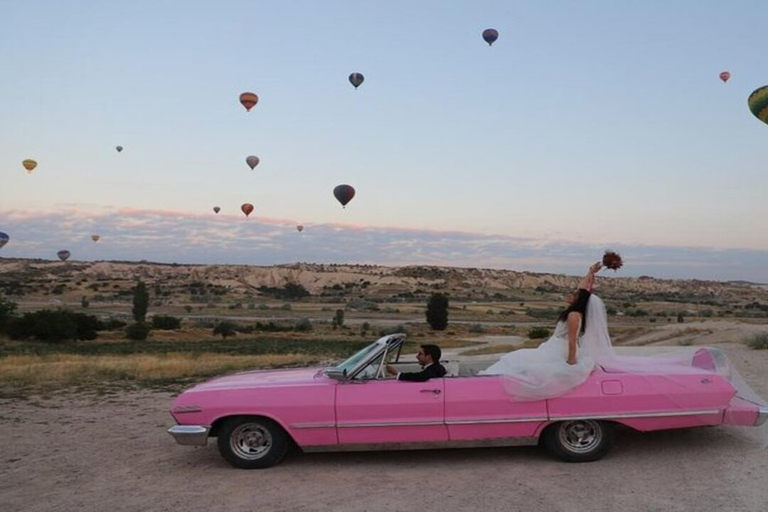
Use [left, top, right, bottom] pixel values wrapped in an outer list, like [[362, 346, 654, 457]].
[[426, 293, 449, 331], [332, 309, 345, 329], [0, 294, 18, 333], [132, 281, 149, 323]]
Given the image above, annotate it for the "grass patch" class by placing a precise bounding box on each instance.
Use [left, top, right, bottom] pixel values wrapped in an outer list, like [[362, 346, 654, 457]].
[[745, 332, 768, 350]]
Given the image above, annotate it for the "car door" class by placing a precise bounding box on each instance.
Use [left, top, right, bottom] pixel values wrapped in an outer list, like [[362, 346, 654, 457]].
[[335, 378, 448, 445], [443, 375, 548, 441]]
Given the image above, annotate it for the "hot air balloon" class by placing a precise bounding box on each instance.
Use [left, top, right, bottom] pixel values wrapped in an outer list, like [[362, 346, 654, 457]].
[[22, 159, 37, 173], [297, 225, 304, 232], [116, 145, 124, 152], [91, 235, 100, 242], [246, 155, 260, 170], [57, 250, 71, 262], [349, 73, 364, 89], [482, 28, 499, 46], [241, 203, 254, 218], [719, 71, 730, 83], [333, 184, 355, 208], [0, 232, 8, 249], [213, 206, 221, 214], [748, 85, 768, 126], [239, 92, 259, 111]]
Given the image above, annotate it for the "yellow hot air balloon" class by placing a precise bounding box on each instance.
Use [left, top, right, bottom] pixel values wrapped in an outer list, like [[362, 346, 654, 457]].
[[91, 235, 101, 242], [22, 159, 37, 173]]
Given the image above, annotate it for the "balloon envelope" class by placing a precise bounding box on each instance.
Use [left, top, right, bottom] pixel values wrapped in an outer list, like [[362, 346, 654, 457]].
[[116, 145, 124, 152], [748, 85, 768, 125], [333, 184, 355, 207], [213, 206, 221, 214], [0, 232, 8, 249], [241, 203, 254, 217], [719, 71, 730, 83], [246, 155, 260, 169], [239, 92, 259, 111], [57, 250, 71, 262], [482, 28, 499, 46], [91, 235, 100, 242], [349, 73, 364, 89], [297, 225, 304, 232], [22, 159, 37, 172]]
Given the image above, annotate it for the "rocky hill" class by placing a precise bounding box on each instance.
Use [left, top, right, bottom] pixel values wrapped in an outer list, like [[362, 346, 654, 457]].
[[2, 258, 767, 310]]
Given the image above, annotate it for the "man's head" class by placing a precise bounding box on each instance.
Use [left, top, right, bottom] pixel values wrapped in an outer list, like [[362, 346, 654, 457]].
[[417, 344, 442, 366]]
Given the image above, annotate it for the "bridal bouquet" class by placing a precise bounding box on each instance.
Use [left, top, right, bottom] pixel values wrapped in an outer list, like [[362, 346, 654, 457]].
[[602, 250, 623, 271]]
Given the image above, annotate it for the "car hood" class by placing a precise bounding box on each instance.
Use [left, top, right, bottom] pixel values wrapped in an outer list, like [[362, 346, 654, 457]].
[[186, 367, 327, 392]]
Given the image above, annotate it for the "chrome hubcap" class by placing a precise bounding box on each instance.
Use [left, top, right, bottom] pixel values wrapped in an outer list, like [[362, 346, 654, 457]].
[[230, 423, 272, 460], [558, 420, 601, 453]]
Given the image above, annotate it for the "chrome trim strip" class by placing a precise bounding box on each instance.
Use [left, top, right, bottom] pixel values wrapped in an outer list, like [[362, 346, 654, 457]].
[[549, 409, 721, 421], [167, 425, 210, 446], [755, 406, 768, 427], [446, 417, 548, 425], [337, 420, 444, 428], [303, 437, 539, 453], [291, 422, 336, 429]]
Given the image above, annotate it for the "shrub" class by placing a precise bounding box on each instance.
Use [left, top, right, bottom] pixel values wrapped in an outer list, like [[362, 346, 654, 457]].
[[332, 309, 345, 329], [360, 321, 371, 336], [213, 321, 238, 339], [746, 332, 768, 350], [152, 315, 182, 330], [100, 318, 127, 331], [6, 309, 99, 342], [379, 324, 407, 336], [468, 323, 485, 333], [125, 322, 151, 341], [294, 318, 313, 332], [527, 326, 550, 339]]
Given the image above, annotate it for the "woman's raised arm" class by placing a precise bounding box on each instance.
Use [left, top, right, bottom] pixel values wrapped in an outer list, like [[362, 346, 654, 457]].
[[578, 261, 602, 292]]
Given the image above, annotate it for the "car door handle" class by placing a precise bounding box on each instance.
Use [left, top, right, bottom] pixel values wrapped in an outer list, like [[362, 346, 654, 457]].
[[420, 389, 441, 394]]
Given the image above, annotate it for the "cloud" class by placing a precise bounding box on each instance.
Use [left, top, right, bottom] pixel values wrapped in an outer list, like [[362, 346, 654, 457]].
[[1, 208, 767, 282]]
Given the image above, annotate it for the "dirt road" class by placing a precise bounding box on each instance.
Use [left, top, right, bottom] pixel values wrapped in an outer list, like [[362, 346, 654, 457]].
[[2, 343, 767, 512]]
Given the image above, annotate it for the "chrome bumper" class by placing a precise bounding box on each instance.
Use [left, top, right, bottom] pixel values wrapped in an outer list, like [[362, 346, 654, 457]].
[[168, 425, 210, 446], [756, 407, 768, 427]]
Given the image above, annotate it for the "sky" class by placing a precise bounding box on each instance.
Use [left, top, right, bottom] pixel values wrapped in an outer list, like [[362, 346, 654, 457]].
[[1, 0, 767, 282]]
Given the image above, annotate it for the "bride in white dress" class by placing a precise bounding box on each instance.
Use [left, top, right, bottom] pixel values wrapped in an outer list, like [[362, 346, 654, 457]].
[[480, 262, 602, 400]]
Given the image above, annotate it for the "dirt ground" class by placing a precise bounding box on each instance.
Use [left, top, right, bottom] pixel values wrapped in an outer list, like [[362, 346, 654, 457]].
[[2, 339, 768, 512]]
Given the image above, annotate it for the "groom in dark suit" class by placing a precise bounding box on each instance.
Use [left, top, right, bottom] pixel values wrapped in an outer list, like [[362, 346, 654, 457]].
[[386, 344, 447, 382]]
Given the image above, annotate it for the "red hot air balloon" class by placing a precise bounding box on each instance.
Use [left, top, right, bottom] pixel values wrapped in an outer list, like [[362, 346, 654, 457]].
[[719, 71, 731, 83], [482, 28, 499, 46], [241, 203, 254, 218], [213, 206, 221, 214], [239, 92, 259, 111], [349, 73, 364, 89], [333, 184, 355, 208]]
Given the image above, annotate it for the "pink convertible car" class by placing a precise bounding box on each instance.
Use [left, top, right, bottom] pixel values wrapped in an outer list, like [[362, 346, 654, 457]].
[[168, 334, 767, 469]]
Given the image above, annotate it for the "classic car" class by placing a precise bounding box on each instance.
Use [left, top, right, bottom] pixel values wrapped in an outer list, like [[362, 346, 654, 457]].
[[168, 333, 767, 469]]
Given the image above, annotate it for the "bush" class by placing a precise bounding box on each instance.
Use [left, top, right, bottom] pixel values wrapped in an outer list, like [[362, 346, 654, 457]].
[[468, 323, 485, 333], [6, 309, 99, 342], [527, 326, 550, 339], [294, 318, 313, 332], [0, 294, 18, 333], [152, 315, 182, 330], [378, 324, 407, 336], [100, 318, 127, 331], [213, 321, 238, 339], [746, 332, 768, 350], [125, 322, 151, 341]]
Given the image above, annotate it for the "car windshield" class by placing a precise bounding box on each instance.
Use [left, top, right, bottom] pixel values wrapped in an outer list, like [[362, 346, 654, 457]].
[[335, 342, 382, 374]]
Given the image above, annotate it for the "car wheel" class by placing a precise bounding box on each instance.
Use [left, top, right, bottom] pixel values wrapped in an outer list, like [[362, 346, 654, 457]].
[[542, 420, 614, 463], [217, 417, 289, 469]]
